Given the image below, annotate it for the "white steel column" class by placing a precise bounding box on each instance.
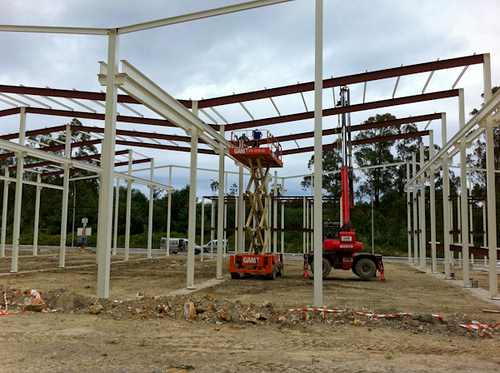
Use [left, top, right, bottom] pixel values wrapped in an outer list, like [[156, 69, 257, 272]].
[[237, 165, 244, 252], [441, 113, 451, 278], [33, 174, 41, 256], [124, 150, 132, 261], [200, 197, 205, 261], [0, 167, 9, 257], [482, 203, 487, 247], [147, 159, 155, 259], [429, 131, 437, 273], [458, 89, 470, 287], [406, 162, 412, 264], [234, 197, 238, 253], [273, 171, 278, 253], [186, 128, 198, 289], [302, 197, 306, 253], [166, 165, 172, 256], [280, 178, 285, 256], [419, 143, 427, 270], [11, 107, 26, 273], [216, 127, 225, 279], [483, 54, 498, 298], [313, 0, 324, 307], [96, 30, 119, 299], [112, 178, 120, 256], [210, 199, 215, 258], [412, 153, 418, 265], [59, 124, 72, 268]]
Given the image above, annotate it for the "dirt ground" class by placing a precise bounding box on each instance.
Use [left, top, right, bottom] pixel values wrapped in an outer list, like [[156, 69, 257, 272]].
[[1, 253, 500, 373]]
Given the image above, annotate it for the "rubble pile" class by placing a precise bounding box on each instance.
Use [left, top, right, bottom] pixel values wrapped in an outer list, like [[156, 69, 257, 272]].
[[1, 286, 499, 338]]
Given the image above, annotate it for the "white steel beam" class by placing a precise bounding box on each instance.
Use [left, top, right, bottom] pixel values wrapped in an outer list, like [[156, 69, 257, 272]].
[[117, 0, 292, 34], [421, 70, 435, 94], [32, 174, 41, 256], [483, 53, 498, 299], [0, 167, 9, 257], [313, 0, 323, 307], [11, 107, 26, 273], [59, 124, 72, 268], [407, 88, 500, 186], [442, 113, 452, 279], [216, 128, 225, 279], [458, 89, 471, 287], [124, 151, 133, 261], [238, 166, 244, 252], [429, 131, 437, 272], [186, 128, 198, 289], [412, 153, 418, 265], [406, 162, 412, 264], [419, 143, 426, 270], [96, 30, 119, 299], [166, 166, 172, 256], [273, 172, 278, 253], [0, 25, 108, 35], [201, 197, 205, 261], [210, 198, 215, 259], [147, 159, 154, 259], [112, 178, 120, 256]]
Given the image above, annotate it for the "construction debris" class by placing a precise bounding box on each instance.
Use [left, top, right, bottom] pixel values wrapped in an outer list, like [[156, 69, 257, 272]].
[[1, 285, 499, 339]]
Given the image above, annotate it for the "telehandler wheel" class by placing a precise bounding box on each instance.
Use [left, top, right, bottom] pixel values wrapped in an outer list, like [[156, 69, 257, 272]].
[[311, 257, 332, 279], [354, 258, 377, 280], [230, 272, 241, 279]]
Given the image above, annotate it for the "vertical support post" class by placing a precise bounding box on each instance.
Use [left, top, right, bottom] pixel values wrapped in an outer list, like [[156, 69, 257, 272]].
[[96, 30, 119, 299], [412, 153, 418, 265], [1, 167, 9, 257], [458, 89, 470, 287], [11, 107, 26, 273], [441, 113, 451, 278], [483, 53, 498, 298], [234, 197, 238, 253], [429, 131, 437, 273], [313, 0, 324, 307], [124, 150, 132, 261], [210, 199, 215, 258], [280, 178, 285, 256], [112, 178, 120, 256], [165, 165, 172, 257], [469, 200, 474, 245], [237, 166, 244, 252], [200, 197, 205, 261], [33, 174, 41, 256], [273, 171, 278, 253], [419, 143, 427, 270], [216, 128, 225, 279], [187, 127, 198, 289], [406, 162, 412, 264], [59, 124, 72, 268], [371, 196, 375, 255], [147, 159, 154, 259], [482, 203, 487, 247], [302, 197, 306, 254], [224, 203, 228, 254]]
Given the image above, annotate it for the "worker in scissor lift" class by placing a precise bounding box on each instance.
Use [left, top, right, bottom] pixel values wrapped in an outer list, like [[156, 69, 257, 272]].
[[238, 132, 249, 148], [252, 128, 262, 146]]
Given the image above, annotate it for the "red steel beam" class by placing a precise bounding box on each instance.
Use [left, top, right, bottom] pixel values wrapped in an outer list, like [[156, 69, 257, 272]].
[[281, 130, 429, 155], [198, 54, 483, 108], [226, 90, 458, 131], [0, 84, 191, 107], [270, 113, 441, 144], [0, 54, 482, 112], [0, 124, 68, 140], [0, 107, 21, 117]]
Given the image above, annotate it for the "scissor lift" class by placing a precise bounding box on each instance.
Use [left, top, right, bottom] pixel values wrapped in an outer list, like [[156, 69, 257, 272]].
[[229, 130, 284, 279]]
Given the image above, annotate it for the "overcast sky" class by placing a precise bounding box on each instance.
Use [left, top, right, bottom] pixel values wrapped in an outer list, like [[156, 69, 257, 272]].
[[0, 0, 498, 196]]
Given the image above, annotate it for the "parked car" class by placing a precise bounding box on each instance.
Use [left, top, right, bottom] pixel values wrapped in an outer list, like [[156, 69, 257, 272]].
[[201, 239, 228, 253], [160, 237, 189, 254]]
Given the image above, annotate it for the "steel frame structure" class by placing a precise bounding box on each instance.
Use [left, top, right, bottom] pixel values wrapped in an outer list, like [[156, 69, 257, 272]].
[[0, 0, 496, 305]]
